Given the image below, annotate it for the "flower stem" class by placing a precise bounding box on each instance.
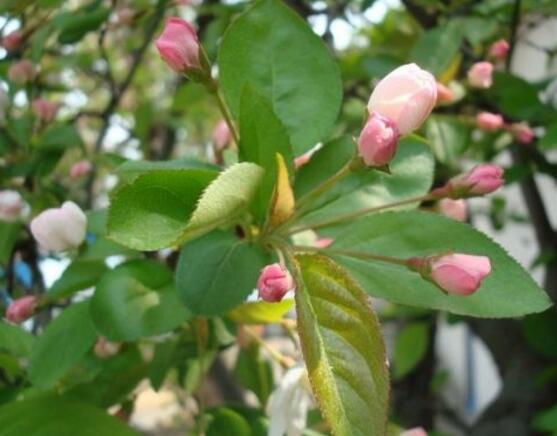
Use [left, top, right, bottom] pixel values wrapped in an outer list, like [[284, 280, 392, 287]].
[[293, 245, 409, 266], [288, 193, 436, 235], [208, 77, 240, 145], [243, 326, 294, 368]]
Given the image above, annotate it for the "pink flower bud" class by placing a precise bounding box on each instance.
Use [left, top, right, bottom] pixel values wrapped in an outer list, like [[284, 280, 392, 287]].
[[315, 238, 333, 248], [155, 17, 200, 73], [488, 39, 510, 60], [5, 296, 38, 324], [357, 112, 399, 167], [438, 199, 467, 222], [467, 62, 494, 89], [257, 263, 294, 302], [31, 98, 59, 123], [401, 427, 428, 436], [429, 254, 491, 295], [435, 82, 454, 104], [367, 63, 437, 135], [2, 31, 23, 52], [212, 120, 232, 152], [294, 151, 312, 169], [433, 164, 504, 198], [30, 201, 87, 252], [94, 337, 121, 359], [69, 160, 93, 179], [509, 122, 535, 144], [0, 190, 24, 222], [476, 112, 504, 131], [7, 59, 35, 85]]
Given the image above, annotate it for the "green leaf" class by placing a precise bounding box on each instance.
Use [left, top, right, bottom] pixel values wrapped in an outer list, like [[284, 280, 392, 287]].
[[182, 162, 264, 242], [0, 395, 138, 436], [207, 407, 252, 436], [90, 260, 190, 341], [425, 115, 470, 165], [532, 404, 557, 433], [107, 169, 217, 250], [299, 136, 434, 230], [456, 17, 498, 45], [522, 310, 557, 360], [295, 254, 389, 436], [116, 159, 218, 183], [218, 0, 342, 154], [56, 7, 110, 44], [488, 72, 554, 122], [227, 299, 294, 324], [411, 23, 462, 76], [28, 301, 97, 389], [176, 231, 271, 316], [239, 86, 294, 220], [393, 322, 429, 380], [0, 222, 20, 264], [46, 260, 108, 300], [331, 211, 552, 317], [234, 344, 273, 406], [539, 122, 557, 150], [149, 339, 179, 391], [0, 322, 34, 357], [37, 123, 83, 151]]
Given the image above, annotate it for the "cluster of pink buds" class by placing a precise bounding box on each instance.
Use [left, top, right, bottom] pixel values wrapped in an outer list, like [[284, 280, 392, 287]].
[[357, 63, 437, 168], [475, 112, 535, 144]]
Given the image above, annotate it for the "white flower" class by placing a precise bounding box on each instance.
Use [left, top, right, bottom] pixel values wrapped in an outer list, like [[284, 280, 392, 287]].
[[267, 366, 312, 436], [0, 190, 24, 222]]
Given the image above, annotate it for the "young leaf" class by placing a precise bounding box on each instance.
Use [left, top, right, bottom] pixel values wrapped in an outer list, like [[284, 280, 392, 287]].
[[227, 299, 294, 324], [176, 230, 271, 316], [239, 86, 294, 221], [269, 153, 295, 227], [0, 395, 138, 436], [331, 211, 552, 317], [107, 169, 217, 250], [28, 301, 97, 389], [182, 162, 264, 242], [90, 260, 190, 341], [219, 0, 342, 154], [295, 254, 389, 436], [46, 259, 108, 300]]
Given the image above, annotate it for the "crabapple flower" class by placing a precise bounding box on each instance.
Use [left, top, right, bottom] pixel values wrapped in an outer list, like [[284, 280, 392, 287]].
[[212, 119, 231, 151], [0, 190, 24, 222], [94, 337, 121, 359], [436, 82, 454, 104], [489, 39, 510, 60], [476, 112, 504, 131], [432, 164, 504, 198], [155, 17, 200, 73], [257, 263, 294, 302], [413, 254, 491, 296], [5, 296, 38, 324], [30, 201, 87, 252], [267, 366, 312, 436], [2, 31, 22, 52], [467, 62, 494, 89], [438, 198, 467, 222], [69, 160, 93, 179], [7, 59, 35, 85], [357, 112, 399, 167], [509, 122, 535, 144], [367, 63, 437, 135], [31, 98, 59, 123]]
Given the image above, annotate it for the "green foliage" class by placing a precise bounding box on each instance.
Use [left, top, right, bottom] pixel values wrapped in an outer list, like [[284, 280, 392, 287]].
[[176, 231, 270, 316], [90, 260, 189, 341], [107, 169, 217, 250], [0, 395, 138, 436], [393, 322, 429, 379], [219, 0, 342, 154], [0, 222, 20, 264], [227, 300, 294, 324], [331, 211, 551, 317], [295, 254, 389, 436], [239, 86, 294, 221], [0, 322, 34, 357], [46, 260, 107, 300], [411, 22, 462, 76], [28, 301, 97, 389]]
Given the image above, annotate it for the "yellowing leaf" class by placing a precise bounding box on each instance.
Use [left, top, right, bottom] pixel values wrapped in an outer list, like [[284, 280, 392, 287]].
[[269, 153, 295, 227], [227, 299, 294, 324]]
